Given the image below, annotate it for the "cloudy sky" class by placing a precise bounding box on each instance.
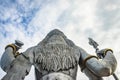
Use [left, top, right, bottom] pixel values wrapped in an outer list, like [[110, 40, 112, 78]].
[[0, 0, 120, 80]]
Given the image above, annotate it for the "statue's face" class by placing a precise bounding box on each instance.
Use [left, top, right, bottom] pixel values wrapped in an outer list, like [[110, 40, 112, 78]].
[[47, 35, 67, 45]]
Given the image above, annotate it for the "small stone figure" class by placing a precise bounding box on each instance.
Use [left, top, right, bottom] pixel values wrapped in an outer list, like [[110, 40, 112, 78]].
[[0, 29, 117, 80]]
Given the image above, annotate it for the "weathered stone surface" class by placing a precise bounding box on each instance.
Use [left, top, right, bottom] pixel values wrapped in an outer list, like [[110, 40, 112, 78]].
[[1, 29, 117, 80]]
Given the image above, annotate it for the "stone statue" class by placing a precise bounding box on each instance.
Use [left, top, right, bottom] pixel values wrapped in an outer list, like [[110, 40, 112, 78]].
[[0, 29, 117, 80]]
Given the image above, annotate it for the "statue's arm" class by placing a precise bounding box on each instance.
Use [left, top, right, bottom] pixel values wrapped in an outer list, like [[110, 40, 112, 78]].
[[0, 46, 15, 72], [79, 48, 117, 77], [82, 68, 103, 80], [0, 40, 24, 72], [2, 47, 34, 80]]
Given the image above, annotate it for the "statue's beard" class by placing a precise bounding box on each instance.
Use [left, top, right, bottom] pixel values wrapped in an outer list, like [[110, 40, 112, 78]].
[[35, 43, 78, 71]]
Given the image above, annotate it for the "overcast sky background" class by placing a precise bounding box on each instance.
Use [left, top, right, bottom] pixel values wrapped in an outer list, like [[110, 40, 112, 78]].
[[0, 0, 120, 80]]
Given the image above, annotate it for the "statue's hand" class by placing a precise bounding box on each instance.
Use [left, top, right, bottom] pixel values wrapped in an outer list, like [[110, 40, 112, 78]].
[[96, 48, 113, 58]]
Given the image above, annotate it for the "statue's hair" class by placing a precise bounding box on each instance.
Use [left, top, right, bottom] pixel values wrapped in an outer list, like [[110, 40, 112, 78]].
[[46, 29, 67, 39], [35, 44, 77, 71]]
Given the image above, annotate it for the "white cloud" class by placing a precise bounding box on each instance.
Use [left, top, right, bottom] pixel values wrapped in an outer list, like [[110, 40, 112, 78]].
[[72, 0, 98, 28], [105, 4, 119, 11]]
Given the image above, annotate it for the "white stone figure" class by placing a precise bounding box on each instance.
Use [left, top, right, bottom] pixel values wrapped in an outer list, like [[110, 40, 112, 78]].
[[0, 29, 117, 80]]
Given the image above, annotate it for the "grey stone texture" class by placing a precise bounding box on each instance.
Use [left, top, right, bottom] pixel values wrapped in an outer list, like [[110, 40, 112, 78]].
[[0, 29, 117, 80]]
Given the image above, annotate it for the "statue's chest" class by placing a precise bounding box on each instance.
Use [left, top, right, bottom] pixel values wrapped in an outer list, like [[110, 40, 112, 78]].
[[35, 44, 79, 72]]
